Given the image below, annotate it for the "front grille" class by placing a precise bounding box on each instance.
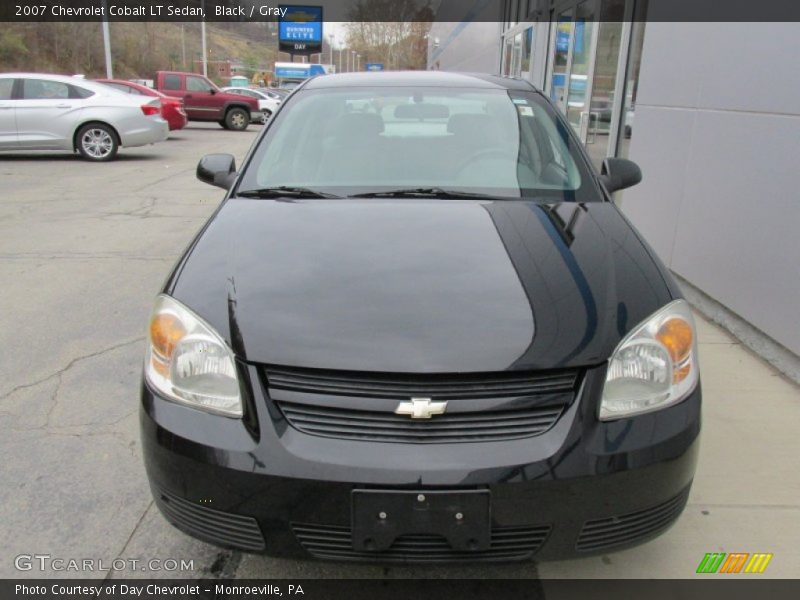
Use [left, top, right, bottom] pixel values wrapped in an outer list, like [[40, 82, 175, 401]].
[[265, 365, 580, 443], [575, 487, 690, 552], [155, 489, 265, 551], [292, 522, 550, 562], [278, 401, 564, 443], [264, 365, 579, 400]]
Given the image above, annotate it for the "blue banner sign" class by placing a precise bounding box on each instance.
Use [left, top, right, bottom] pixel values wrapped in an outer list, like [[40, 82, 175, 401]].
[[274, 63, 329, 80], [275, 66, 311, 78]]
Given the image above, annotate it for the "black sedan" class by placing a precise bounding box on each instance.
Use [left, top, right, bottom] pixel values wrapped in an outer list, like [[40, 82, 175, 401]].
[[141, 71, 700, 562]]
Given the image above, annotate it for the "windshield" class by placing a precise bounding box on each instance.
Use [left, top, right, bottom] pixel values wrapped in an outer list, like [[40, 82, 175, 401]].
[[238, 86, 599, 201]]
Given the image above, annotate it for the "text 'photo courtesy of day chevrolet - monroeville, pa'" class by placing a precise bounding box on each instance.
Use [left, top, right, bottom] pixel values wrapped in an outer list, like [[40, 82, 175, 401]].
[[0, 1, 799, 599]]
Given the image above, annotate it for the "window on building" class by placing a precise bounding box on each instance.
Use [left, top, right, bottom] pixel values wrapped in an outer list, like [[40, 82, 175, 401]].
[[521, 26, 534, 75], [502, 36, 514, 76]]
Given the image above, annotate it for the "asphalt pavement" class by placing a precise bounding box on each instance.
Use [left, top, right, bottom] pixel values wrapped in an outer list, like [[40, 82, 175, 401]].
[[0, 123, 797, 580]]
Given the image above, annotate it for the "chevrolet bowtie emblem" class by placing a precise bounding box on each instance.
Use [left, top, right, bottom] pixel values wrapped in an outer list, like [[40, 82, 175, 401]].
[[394, 397, 447, 419]]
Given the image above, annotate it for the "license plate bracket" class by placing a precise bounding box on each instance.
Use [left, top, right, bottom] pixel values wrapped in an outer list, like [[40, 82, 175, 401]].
[[351, 490, 491, 552]]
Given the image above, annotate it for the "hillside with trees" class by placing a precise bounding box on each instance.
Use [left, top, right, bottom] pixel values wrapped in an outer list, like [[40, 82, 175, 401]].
[[0, 12, 432, 82], [0, 22, 280, 83]]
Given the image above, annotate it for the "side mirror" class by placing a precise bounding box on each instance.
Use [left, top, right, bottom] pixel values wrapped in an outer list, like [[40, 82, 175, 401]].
[[209, 88, 217, 95], [600, 157, 642, 193], [197, 153, 236, 190]]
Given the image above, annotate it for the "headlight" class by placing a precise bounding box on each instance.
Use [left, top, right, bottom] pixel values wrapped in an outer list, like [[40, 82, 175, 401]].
[[144, 295, 242, 417], [600, 299, 699, 420]]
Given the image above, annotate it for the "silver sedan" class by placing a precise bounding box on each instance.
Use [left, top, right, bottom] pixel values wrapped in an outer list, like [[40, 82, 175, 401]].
[[0, 73, 169, 161]]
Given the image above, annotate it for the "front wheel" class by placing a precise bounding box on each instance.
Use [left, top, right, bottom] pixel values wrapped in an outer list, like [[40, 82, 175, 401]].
[[225, 108, 249, 131], [76, 123, 119, 161]]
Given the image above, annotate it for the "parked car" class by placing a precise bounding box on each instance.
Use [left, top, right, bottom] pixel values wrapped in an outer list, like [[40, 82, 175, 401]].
[[261, 88, 289, 99], [141, 72, 700, 562], [154, 71, 261, 131], [0, 73, 168, 161], [95, 79, 187, 131], [220, 87, 281, 122]]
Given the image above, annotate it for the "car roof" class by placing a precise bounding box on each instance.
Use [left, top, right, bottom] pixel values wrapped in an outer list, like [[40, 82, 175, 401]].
[[95, 79, 161, 96], [302, 70, 539, 92], [0, 72, 114, 93]]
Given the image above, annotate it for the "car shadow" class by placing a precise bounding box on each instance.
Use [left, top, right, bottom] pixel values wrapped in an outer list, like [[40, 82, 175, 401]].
[[0, 152, 166, 162], [237, 552, 542, 580]]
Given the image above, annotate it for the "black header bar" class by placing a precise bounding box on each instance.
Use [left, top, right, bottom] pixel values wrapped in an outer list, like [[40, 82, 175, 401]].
[[4, 0, 800, 23]]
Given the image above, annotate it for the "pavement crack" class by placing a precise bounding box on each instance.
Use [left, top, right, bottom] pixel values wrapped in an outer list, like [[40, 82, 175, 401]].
[[0, 336, 145, 402], [104, 500, 155, 582], [132, 170, 191, 193]]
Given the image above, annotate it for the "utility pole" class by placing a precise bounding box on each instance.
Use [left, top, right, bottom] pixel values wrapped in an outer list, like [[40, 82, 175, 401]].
[[201, 0, 208, 77], [181, 24, 186, 69], [100, 0, 112, 78], [329, 34, 335, 67]]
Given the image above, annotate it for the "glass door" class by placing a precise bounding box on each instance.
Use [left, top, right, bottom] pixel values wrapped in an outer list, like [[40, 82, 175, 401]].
[[546, 1, 601, 141], [546, 0, 632, 169], [547, 7, 575, 113], [585, 0, 628, 169]]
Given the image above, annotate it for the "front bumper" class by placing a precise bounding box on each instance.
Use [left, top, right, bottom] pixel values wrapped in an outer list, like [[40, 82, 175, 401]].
[[140, 364, 700, 562]]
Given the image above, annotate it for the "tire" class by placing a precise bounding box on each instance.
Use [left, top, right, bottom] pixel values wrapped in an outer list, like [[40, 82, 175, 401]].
[[224, 108, 249, 131], [76, 123, 119, 162]]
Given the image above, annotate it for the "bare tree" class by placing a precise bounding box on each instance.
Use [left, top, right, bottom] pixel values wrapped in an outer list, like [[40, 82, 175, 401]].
[[345, 0, 433, 70]]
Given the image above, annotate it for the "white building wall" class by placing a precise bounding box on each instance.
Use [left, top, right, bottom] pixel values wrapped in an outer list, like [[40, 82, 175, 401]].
[[622, 22, 800, 355]]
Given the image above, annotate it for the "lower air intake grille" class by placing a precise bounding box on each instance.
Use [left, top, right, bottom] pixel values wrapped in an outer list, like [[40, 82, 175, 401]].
[[156, 489, 265, 551], [575, 487, 690, 552], [292, 522, 550, 562]]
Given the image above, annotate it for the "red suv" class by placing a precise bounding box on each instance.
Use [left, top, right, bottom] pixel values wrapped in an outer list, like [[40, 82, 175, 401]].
[[154, 71, 261, 131]]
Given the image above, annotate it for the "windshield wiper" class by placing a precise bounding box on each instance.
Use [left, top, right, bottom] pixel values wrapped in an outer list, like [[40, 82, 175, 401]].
[[350, 187, 501, 200], [236, 186, 342, 199]]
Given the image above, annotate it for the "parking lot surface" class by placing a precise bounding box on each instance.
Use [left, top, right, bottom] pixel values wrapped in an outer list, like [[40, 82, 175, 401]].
[[1, 124, 798, 580]]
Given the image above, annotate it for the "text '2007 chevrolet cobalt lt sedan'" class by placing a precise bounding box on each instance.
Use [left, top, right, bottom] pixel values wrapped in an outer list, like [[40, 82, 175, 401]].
[[140, 72, 700, 563]]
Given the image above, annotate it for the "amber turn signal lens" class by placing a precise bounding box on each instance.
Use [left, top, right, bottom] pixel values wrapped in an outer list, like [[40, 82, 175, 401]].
[[150, 313, 186, 361], [656, 317, 693, 382]]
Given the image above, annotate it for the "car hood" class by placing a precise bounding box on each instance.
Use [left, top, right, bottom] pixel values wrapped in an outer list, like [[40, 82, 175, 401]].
[[220, 92, 259, 108], [167, 198, 675, 372]]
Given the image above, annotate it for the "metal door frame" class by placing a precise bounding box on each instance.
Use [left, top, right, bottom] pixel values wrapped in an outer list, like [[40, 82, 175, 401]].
[[605, 1, 635, 157]]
